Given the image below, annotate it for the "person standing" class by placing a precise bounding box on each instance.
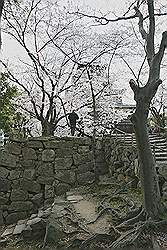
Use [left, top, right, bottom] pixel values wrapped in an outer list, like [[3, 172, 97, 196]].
[[68, 110, 79, 136]]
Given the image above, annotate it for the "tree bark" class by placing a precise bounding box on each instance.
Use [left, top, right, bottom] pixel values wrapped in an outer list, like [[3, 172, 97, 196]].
[[41, 121, 54, 136], [0, 0, 4, 48], [130, 80, 162, 219]]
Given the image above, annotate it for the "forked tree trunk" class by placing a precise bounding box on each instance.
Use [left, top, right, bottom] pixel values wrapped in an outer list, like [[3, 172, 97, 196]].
[[131, 86, 161, 218], [41, 121, 55, 136]]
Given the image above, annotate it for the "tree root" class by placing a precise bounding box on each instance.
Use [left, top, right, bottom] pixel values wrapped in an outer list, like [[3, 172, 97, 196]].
[[119, 205, 143, 223], [109, 219, 167, 249], [86, 207, 121, 225], [79, 232, 119, 250], [115, 207, 146, 230]]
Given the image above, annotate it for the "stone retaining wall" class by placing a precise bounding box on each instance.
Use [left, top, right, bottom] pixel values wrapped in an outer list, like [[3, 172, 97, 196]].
[[0, 136, 137, 226]]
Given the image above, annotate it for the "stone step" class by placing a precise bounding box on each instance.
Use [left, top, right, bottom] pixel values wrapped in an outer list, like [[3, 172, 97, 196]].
[[155, 157, 167, 162], [114, 137, 166, 143], [154, 152, 167, 157]]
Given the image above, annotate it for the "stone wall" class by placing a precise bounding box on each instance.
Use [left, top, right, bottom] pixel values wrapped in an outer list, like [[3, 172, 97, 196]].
[[103, 136, 138, 182], [0, 136, 137, 226]]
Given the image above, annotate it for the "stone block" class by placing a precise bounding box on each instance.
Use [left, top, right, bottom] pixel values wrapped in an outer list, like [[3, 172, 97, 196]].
[[27, 140, 43, 149], [0, 204, 8, 210], [22, 225, 32, 239], [78, 145, 90, 154], [38, 207, 51, 219], [55, 170, 76, 184], [13, 223, 26, 235], [31, 193, 43, 207], [76, 162, 94, 174], [8, 169, 23, 180], [1, 226, 14, 237], [21, 160, 35, 168], [45, 215, 65, 244], [36, 176, 54, 185], [42, 149, 55, 162], [0, 210, 4, 226], [77, 171, 95, 185], [56, 148, 73, 158], [45, 185, 55, 199], [0, 167, 9, 178], [23, 169, 36, 180], [20, 178, 41, 193], [0, 151, 18, 168], [8, 201, 34, 212], [6, 212, 27, 225], [6, 142, 22, 155], [95, 162, 109, 176], [44, 140, 73, 149], [73, 137, 91, 145], [0, 178, 11, 192], [11, 180, 20, 189], [44, 198, 54, 207], [37, 162, 54, 177], [11, 189, 28, 201], [95, 153, 105, 163], [73, 152, 94, 165], [0, 196, 8, 205], [95, 140, 103, 150], [22, 148, 37, 160], [54, 157, 73, 170], [26, 217, 46, 238], [55, 183, 70, 196]]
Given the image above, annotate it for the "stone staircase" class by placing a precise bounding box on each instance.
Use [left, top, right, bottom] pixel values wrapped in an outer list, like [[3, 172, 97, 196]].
[[111, 133, 167, 177]]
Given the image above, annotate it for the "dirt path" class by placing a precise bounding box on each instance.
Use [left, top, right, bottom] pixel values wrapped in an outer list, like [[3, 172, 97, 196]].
[[67, 194, 112, 234]]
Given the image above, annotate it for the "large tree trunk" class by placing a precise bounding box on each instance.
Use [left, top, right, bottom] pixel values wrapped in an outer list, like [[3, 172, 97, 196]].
[[0, 0, 4, 49], [41, 121, 54, 136], [131, 91, 161, 218]]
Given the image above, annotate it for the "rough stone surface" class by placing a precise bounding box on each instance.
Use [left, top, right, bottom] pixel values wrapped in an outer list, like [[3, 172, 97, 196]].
[[77, 162, 94, 173], [27, 140, 43, 149], [21, 160, 35, 168], [1, 227, 14, 237], [55, 183, 71, 196], [0, 167, 9, 178], [56, 148, 73, 158], [37, 163, 54, 176], [13, 224, 26, 235], [0, 210, 4, 226], [42, 149, 55, 162], [54, 157, 73, 170], [78, 145, 90, 154], [77, 171, 95, 185], [0, 178, 11, 192], [20, 179, 41, 193], [55, 170, 76, 184], [23, 169, 35, 180], [0, 196, 8, 205], [6, 212, 27, 225], [31, 193, 43, 207], [0, 151, 18, 168], [11, 189, 28, 201], [36, 176, 54, 185], [6, 142, 22, 155], [8, 201, 34, 212], [22, 148, 37, 160], [8, 169, 22, 180], [45, 214, 65, 244], [45, 185, 55, 199], [73, 152, 94, 165]]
